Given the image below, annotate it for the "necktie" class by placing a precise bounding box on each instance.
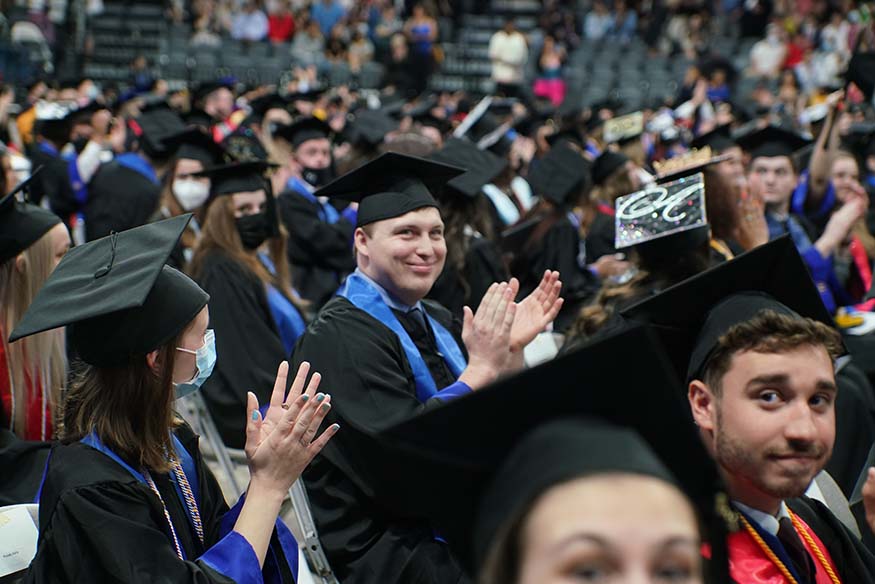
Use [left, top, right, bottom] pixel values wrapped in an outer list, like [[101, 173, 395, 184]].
[[777, 516, 816, 584]]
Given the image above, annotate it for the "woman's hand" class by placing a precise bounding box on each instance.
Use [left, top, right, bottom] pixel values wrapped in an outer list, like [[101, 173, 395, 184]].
[[509, 271, 563, 352], [244, 361, 338, 496]]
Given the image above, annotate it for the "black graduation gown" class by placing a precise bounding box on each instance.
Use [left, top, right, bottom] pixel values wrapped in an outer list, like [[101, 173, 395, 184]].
[[0, 429, 50, 505], [276, 189, 356, 308], [825, 362, 875, 497], [25, 424, 296, 583], [195, 251, 289, 448], [28, 149, 78, 226], [512, 214, 601, 332], [585, 209, 617, 262], [291, 296, 471, 584], [428, 234, 508, 320], [85, 160, 161, 241], [786, 496, 875, 582]]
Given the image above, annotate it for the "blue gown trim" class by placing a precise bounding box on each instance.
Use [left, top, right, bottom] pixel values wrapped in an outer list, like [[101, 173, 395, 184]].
[[259, 253, 308, 355], [287, 177, 340, 224], [115, 152, 159, 185], [337, 271, 468, 402]]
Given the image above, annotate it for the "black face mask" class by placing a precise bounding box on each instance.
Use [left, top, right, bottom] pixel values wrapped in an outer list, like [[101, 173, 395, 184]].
[[301, 165, 334, 188], [236, 212, 271, 250], [71, 137, 90, 154]]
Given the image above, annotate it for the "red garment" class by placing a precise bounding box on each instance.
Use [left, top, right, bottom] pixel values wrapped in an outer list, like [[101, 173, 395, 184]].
[[850, 235, 875, 312], [0, 325, 53, 441], [783, 43, 804, 69], [728, 513, 840, 583], [268, 13, 295, 43]]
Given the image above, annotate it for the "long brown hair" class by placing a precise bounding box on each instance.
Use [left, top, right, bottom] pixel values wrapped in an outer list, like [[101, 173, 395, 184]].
[[190, 195, 306, 313], [439, 194, 496, 302], [0, 230, 67, 439], [591, 164, 636, 205], [60, 333, 181, 473]]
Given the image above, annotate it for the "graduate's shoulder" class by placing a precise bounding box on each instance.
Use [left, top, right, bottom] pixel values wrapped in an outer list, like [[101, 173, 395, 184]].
[[195, 248, 259, 284], [299, 296, 400, 352]]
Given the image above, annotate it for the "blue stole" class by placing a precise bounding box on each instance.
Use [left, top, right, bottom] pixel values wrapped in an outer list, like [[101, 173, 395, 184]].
[[37, 141, 59, 157], [115, 152, 159, 185], [80, 431, 201, 559], [258, 253, 308, 355], [337, 272, 467, 402], [736, 507, 806, 583], [287, 177, 339, 224]]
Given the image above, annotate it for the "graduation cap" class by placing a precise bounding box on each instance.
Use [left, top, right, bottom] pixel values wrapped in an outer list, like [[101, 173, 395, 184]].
[[63, 100, 107, 125], [192, 78, 235, 104], [735, 125, 812, 160], [526, 143, 592, 206], [193, 160, 276, 197], [603, 111, 644, 145], [545, 124, 586, 149], [0, 169, 61, 264], [133, 109, 186, 159], [620, 236, 841, 382], [652, 147, 731, 183], [163, 127, 227, 167], [33, 100, 76, 135], [345, 109, 399, 148], [379, 325, 728, 579], [690, 124, 737, 153], [592, 149, 629, 185], [428, 138, 507, 198], [9, 215, 209, 367], [614, 172, 711, 263], [222, 127, 270, 162], [273, 117, 332, 149], [247, 93, 290, 121], [846, 51, 875, 102], [315, 152, 465, 227]]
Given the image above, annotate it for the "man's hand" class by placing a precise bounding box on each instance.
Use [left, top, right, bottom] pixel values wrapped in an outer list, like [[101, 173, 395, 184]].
[[590, 254, 631, 279], [509, 270, 563, 353], [816, 195, 867, 256], [459, 282, 516, 390]]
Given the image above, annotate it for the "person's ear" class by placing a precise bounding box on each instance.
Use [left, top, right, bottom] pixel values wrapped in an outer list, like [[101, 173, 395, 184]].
[[689, 379, 717, 433], [14, 253, 25, 273], [146, 349, 162, 377], [353, 227, 369, 260]]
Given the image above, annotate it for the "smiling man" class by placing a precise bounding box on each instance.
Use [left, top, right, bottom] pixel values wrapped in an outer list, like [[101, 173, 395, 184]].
[[623, 238, 875, 583], [290, 152, 563, 584]]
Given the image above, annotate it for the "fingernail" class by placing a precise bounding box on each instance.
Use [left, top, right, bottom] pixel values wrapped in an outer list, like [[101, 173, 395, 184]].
[[316, 393, 325, 402], [301, 394, 309, 402], [321, 403, 331, 412], [251, 410, 259, 420], [331, 423, 340, 431]]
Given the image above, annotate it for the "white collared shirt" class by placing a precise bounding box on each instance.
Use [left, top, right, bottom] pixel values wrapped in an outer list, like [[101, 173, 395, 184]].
[[734, 500, 791, 536]]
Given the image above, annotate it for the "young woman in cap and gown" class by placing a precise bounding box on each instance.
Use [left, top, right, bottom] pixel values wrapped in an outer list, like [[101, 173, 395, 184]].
[[12, 215, 336, 583], [190, 162, 308, 449]]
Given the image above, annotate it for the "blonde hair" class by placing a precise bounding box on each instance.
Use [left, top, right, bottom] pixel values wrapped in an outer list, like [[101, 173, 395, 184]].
[[0, 230, 67, 439]]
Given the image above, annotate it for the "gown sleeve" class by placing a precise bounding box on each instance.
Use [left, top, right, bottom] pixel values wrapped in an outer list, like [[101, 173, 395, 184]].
[[278, 191, 356, 272]]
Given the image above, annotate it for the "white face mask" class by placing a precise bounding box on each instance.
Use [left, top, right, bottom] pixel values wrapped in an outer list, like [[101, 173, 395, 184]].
[[173, 179, 210, 211]]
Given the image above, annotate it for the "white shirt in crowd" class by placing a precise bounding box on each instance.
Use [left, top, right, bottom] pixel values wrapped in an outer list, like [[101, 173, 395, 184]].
[[488, 30, 529, 85]]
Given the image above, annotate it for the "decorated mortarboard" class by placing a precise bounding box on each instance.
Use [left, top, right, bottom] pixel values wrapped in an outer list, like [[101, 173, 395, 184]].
[[9, 215, 209, 367], [315, 152, 464, 227], [428, 138, 507, 198], [0, 168, 61, 264], [592, 149, 630, 185], [690, 125, 737, 153], [193, 160, 276, 197], [163, 127, 227, 167], [222, 127, 270, 162], [34, 100, 76, 126], [614, 172, 709, 255], [527, 143, 592, 206], [192, 77, 236, 104], [620, 236, 841, 382], [652, 146, 731, 183], [346, 109, 400, 147], [273, 117, 332, 149], [132, 109, 186, 159], [603, 110, 644, 145], [379, 325, 729, 579], [735, 125, 811, 160]]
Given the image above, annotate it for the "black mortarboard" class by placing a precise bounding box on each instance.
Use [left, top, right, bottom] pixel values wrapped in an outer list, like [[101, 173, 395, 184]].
[[192, 78, 235, 104], [620, 236, 840, 382], [273, 117, 332, 149], [428, 138, 507, 198], [163, 127, 226, 167], [592, 149, 629, 185], [0, 169, 61, 263], [846, 51, 875, 101], [63, 100, 106, 125], [346, 109, 399, 148], [288, 87, 326, 103], [247, 93, 290, 121], [33, 100, 75, 133], [527, 143, 592, 206], [315, 152, 464, 227], [690, 125, 737, 153], [133, 109, 186, 159], [380, 325, 728, 578], [736, 125, 812, 160], [653, 149, 731, 183], [9, 215, 210, 367], [193, 160, 275, 197]]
